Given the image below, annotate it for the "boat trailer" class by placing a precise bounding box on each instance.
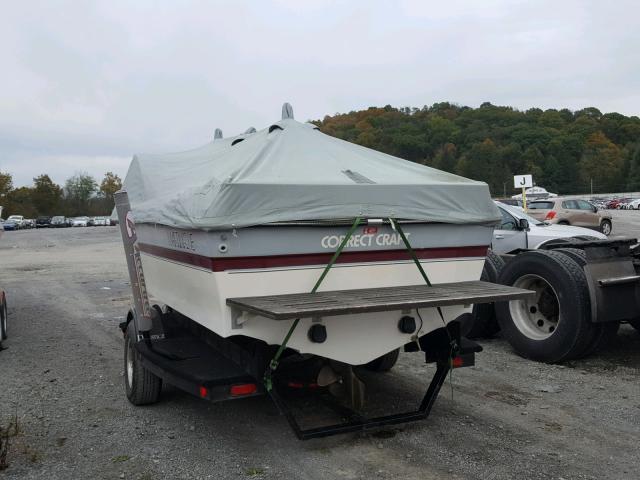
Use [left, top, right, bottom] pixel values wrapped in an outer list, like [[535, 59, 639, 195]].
[[115, 191, 533, 439]]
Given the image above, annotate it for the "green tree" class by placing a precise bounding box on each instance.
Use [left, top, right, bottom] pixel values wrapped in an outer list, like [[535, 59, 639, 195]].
[[5, 187, 37, 218], [32, 174, 63, 215], [315, 102, 640, 196], [64, 172, 98, 216], [579, 132, 624, 193], [0, 171, 13, 197]]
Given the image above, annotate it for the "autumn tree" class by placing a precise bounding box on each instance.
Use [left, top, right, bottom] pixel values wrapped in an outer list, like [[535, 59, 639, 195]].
[[99, 172, 122, 202]]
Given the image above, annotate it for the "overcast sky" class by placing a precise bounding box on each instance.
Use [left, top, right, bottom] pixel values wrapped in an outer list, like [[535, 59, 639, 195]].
[[1, 0, 639, 187]]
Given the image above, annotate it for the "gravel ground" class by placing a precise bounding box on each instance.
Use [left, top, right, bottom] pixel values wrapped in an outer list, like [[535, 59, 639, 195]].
[[1, 216, 639, 480]]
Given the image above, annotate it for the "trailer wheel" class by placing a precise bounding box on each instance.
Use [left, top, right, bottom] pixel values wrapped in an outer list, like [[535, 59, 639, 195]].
[[0, 297, 7, 341], [365, 348, 400, 372], [495, 250, 593, 363], [465, 250, 505, 338], [124, 329, 162, 405]]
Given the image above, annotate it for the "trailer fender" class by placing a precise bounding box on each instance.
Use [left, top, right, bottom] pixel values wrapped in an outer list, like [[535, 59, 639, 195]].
[[119, 309, 138, 337]]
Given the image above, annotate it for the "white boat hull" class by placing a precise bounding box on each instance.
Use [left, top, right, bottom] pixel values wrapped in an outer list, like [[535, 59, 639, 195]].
[[138, 222, 491, 365]]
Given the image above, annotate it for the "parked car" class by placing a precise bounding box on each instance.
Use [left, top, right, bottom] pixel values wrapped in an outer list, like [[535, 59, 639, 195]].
[[526, 198, 613, 235], [2, 219, 18, 231], [7, 215, 24, 228], [36, 216, 52, 228], [492, 202, 607, 254], [625, 198, 640, 209], [50, 216, 68, 227], [71, 216, 90, 227], [92, 216, 111, 226], [496, 198, 523, 207], [23, 219, 35, 229]]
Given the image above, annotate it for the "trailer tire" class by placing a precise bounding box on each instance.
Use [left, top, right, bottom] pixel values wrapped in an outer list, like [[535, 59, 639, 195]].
[[495, 250, 593, 363], [365, 348, 400, 372], [0, 296, 7, 341], [465, 250, 505, 338], [124, 329, 162, 405]]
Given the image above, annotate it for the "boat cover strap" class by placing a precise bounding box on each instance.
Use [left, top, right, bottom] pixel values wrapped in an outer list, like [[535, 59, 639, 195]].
[[264, 216, 363, 392]]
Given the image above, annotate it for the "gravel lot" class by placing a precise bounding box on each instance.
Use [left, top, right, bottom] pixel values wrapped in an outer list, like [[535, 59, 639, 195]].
[[1, 214, 639, 480]]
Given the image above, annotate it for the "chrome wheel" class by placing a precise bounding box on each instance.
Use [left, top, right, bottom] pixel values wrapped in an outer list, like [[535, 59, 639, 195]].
[[509, 274, 560, 340], [601, 221, 611, 235]]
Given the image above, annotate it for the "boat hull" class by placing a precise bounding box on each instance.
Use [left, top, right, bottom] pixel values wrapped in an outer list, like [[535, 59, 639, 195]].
[[136, 222, 492, 365]]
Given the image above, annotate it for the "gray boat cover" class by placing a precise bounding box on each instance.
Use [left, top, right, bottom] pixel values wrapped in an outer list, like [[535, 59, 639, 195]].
[[122, 114, 500, 230]]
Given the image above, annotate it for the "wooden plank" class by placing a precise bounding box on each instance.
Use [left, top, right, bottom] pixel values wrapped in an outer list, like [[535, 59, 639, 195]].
[[226, 280, 534, 320]]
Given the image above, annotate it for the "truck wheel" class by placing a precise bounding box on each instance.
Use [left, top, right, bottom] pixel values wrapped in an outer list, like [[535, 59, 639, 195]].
[[0, 297, 7, 340], [495, 250, 593, 363], [365, 348, 400, 372], [124, 329, 162, 405], [629, 318, 640, 332], [600, 220, 612, 236], [465, 250, 505, 338]]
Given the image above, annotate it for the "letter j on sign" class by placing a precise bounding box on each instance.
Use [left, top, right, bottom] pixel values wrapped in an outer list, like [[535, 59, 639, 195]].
[[513, 175, 533, 189]]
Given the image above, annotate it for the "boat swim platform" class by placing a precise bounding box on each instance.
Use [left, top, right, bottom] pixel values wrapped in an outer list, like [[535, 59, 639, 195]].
[[227, 280, 534, 320]]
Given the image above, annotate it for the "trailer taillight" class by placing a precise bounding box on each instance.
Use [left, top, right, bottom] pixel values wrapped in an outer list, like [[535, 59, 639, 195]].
[[230, 383, 257, 396], [545, 211, 556, 220], [452, 356, 464, 368], [199, 386, 209, 398]]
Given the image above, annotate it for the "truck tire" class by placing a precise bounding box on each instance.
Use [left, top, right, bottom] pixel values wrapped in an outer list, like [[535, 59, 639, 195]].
[[629, 318, 640, 332], [465, 250, 505, 338], [365, 348, 400, 372], [0, 297, 7, 341], [495, 250, 593, 363], [124, 328, 162, 405], [553, 248, 619, 357]]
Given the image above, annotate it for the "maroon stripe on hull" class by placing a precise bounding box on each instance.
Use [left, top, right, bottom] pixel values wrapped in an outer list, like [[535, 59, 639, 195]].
[[138, 243, 489, 272]]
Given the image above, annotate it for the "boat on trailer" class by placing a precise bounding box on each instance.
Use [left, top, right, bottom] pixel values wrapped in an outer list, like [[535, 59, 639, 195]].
[[117, 103, 532, 438]]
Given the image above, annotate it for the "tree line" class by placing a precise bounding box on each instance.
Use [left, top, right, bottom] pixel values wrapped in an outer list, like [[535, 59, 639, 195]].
[[0, 171, 122, 219], [313, 103, 640, 196]]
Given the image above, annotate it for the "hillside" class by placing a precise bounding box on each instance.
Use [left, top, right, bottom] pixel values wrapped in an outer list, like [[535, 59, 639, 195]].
[[313, 103, 640, 196]]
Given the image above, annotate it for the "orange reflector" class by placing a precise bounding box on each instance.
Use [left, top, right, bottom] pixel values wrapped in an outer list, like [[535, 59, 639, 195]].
[[199, 386, 209, 398], [452, 356, 464, 368], [287, 382, 304, 389], [230, 383, 257, 396]]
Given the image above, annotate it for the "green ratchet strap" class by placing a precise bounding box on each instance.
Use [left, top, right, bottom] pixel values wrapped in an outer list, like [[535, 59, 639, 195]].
[[264, 216, 363, 392], [388, 218, 445, 325], [390, 218, 458, 399]]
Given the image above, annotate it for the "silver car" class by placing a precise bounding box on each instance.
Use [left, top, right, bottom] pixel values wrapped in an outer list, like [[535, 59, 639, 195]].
[[492, 202, 606, 254]]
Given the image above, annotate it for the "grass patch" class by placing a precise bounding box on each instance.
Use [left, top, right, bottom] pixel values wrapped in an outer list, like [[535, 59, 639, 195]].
[[245, 467, 265, 476], [112, 454, 131, 463]]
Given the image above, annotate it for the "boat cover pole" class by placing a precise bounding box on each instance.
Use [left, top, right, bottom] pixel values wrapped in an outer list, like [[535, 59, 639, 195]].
[[114, 191, 153, 333]]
